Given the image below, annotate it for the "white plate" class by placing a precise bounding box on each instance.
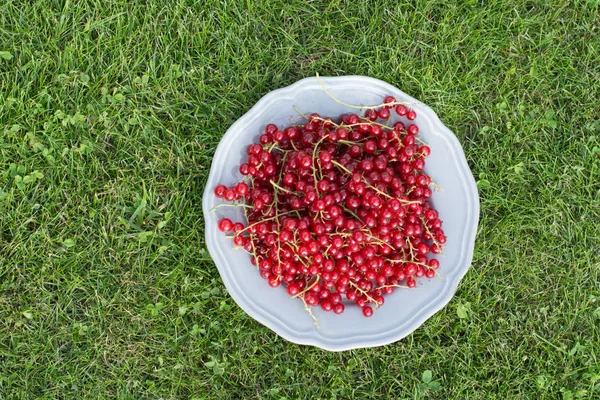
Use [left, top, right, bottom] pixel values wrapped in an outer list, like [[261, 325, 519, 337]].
[[202, 76, 479, 351]]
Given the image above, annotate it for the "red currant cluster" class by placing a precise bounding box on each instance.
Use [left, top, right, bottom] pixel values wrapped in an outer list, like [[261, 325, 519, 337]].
[[213, 96, 446, 318]]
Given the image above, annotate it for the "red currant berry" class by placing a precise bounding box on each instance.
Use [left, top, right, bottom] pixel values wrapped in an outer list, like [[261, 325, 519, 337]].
[[407, 124, 419, 135], [377, 107, 390, 119], [383, 96, 396, 106], [333, 303, 345, 314], [321, 300, 333, 312], [419, 145, 431, 157], [305, 292, 319, 306], [236, 182, 249, 195], [224, 189, 236, 201], [214, 184, 227, 197], [218, 218, 233, 232], [265, 123, 278, 134], [395, 104, 408, 116], [287, 283, 300, 296], [365, 109, 378, 121], [268, 275, 281, 287]]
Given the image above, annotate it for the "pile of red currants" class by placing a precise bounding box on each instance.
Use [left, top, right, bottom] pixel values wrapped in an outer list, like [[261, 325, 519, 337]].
[[213, 96, 446, 318]]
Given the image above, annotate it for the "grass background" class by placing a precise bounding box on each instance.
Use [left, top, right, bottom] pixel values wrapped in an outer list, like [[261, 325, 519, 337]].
[[1, 0, 600, 399]]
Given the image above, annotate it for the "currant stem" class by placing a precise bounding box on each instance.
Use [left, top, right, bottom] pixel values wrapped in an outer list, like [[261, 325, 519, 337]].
[[331, 159, 395, 199], [311, 135, 329, 189], [356, 116, 397, 131], [331, 159, 420, 204], [301, 296, 320, 327], [430, 180, 444, 192], [387, 259, 429, 267], [340, 205, 364, 222], [209, 202, 253, 212], [316, 73, 413, 110], [419, 215, 444, 250], [269, 180, 297, 195], [236, 210, 297, 235], [376, 284, 409, 290], [293, 276, 320, 298], [349, 280, 381, 306], [407, 239, 416, 261], [363, 232, 394, 249], [242, 205, 260, 268]]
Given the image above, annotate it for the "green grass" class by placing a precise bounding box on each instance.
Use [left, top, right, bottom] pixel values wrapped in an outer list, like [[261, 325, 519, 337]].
[[1, 0, 599, 398]]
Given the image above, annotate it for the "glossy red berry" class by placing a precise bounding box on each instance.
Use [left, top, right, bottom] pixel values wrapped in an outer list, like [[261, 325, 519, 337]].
[[266, 123, 277, 134], [224, 189, 236, 201], [377, 107, 390, 119], [268, 275, 281, 287], [333, 303, 345, 314], [218, 218, 233, 232], [395, 104, 407, 116], [287, 284, 300, 296], [365, 109, 378, 121], [305, 292, 319, 306], [214, 184, 227, 197], [236, 182, 249, 195], [383, 96, 396, 106], [321, 300, 333, 312]]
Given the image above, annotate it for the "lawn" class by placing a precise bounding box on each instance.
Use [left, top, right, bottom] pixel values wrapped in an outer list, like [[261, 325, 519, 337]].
[[1, 0, 599, 399]]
